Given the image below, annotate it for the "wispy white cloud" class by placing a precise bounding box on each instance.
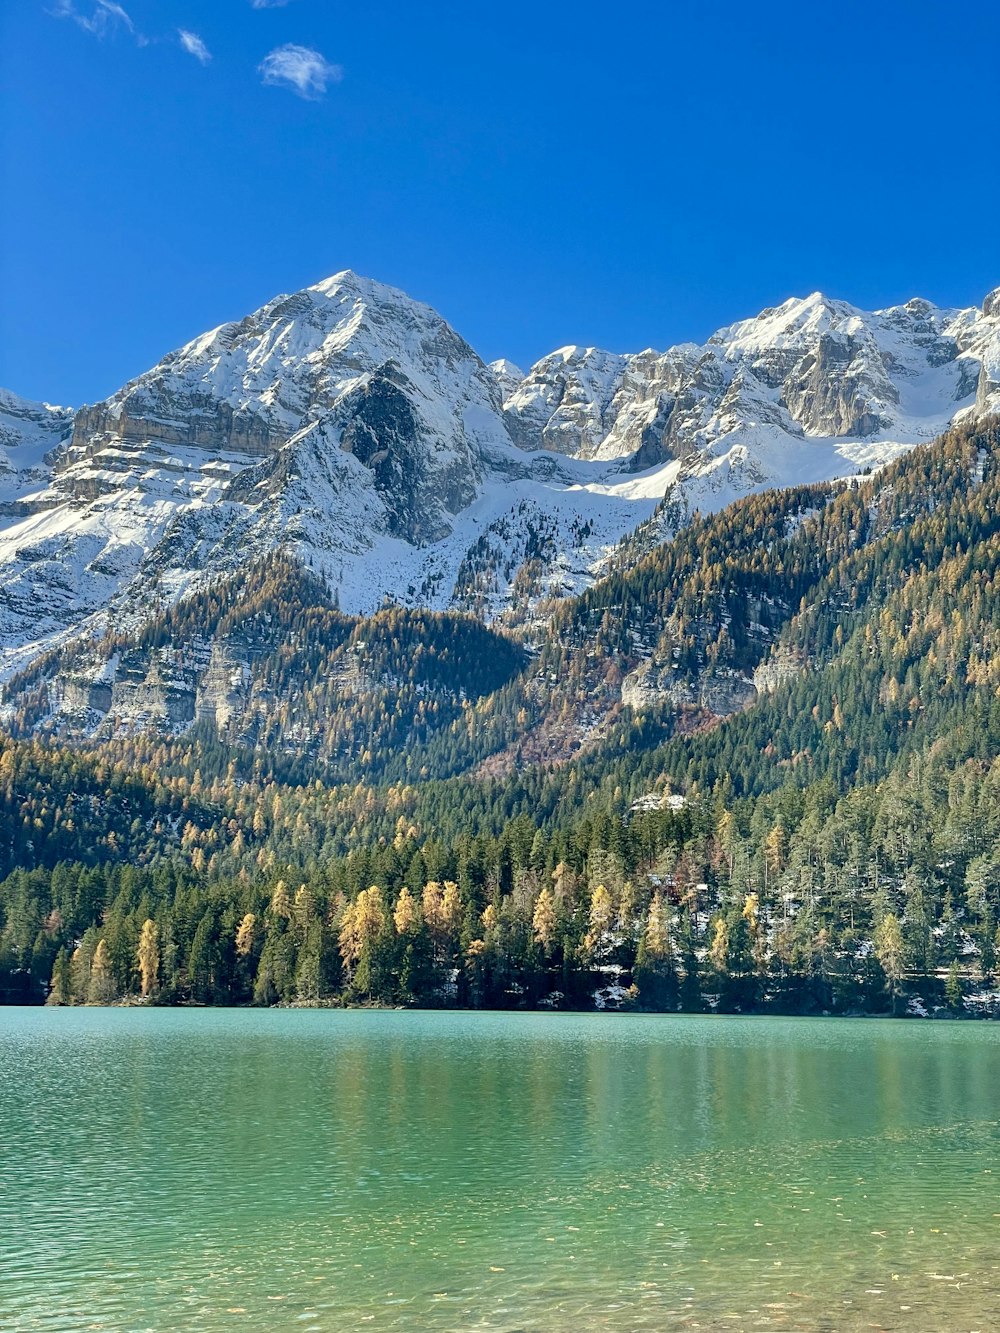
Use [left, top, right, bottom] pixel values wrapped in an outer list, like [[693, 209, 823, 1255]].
[[250, 1, 293, 8], [52, 0, 143, 41], [258, 44, 342, 100], [178, 29, 211, 64]]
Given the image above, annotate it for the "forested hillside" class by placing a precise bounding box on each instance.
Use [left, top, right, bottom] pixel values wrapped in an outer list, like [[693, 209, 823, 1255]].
[[2, 418, 1000, 1015], [2, 556, 527, 781]]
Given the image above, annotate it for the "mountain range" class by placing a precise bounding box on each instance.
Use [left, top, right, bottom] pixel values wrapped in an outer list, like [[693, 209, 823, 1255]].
[[2, 273, 999, 761], [4, 276, 1000, 644]]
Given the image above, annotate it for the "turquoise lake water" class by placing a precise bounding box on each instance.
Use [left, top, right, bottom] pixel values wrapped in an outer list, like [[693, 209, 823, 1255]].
[[1, 1009, 998, 1331]]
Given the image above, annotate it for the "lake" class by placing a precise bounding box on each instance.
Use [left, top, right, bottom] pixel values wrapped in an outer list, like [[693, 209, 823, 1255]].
[[1, 1010, 998, 1332]]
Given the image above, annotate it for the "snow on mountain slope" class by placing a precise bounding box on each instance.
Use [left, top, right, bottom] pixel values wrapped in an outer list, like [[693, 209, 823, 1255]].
[[503, 346, 629, 459], [67, 270, 519, 535], [487, 358, 525, 404], [0, 390, 73, 499], [1, 277, 999, 682], [0, 272, 529, 672]]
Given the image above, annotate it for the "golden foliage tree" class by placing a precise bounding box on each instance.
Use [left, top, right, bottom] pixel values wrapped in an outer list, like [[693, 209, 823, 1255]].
[[393, 886, 420, 935], [532, 886, 558, 953], [137, 919, 160, 998], [584, 884, 614, 957], [87, 939, 117, 1004], [235, 913, 257, 957]]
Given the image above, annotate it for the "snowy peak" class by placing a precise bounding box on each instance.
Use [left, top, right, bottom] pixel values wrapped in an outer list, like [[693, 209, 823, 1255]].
[[503, 345, 629, 459], [488, 358, 525, 404], [57, 268, 530, 558], [0, 272, 525, 672], [711, 290, 863, 348], [71, 268, 508, 462]]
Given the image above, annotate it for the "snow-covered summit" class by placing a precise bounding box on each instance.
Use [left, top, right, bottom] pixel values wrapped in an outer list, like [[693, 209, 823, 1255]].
[[488, 358, 525, 404], [71, 268, 509, 467]]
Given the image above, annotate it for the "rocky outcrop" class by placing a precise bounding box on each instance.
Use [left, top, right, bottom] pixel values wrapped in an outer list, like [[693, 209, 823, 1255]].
[[69, 398, 277, 458], [62, 675, 113, 715], [106, 655, 197, 731], [503, 346, 628, 458], [620, 658, 670, 710], [335, 366, 477, 542], [781, 330, 896, 437], [621, 657, 757, 717], [752, 647, 805, 695], [195, 642, 250, 731], [667, 672, 757, 716], [504, 290, 998, 470]]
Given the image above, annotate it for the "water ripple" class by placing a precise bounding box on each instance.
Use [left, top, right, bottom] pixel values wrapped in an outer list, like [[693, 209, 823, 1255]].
[[2, 1009, 999, 1332]]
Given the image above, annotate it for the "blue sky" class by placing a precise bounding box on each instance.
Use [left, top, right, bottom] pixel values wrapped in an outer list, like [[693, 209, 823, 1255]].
[[2, 0, 999, 405]]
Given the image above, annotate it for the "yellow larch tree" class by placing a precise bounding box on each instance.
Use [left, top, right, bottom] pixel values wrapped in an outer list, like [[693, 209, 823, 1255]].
[[137, 919, 160, 997], [532, 886, 558, 953]]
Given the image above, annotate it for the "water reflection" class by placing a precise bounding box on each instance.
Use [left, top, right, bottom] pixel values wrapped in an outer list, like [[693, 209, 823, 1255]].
[[2, 1010, 1000, 1331]]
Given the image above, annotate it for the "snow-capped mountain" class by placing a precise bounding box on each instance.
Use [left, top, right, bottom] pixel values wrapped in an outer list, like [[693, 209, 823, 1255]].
[[68, 272, 517, 538], [1, 273, 999, 682]]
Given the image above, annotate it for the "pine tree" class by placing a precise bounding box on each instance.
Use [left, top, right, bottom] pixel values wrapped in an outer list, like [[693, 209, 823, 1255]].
[[945, 960, 963, 1013]]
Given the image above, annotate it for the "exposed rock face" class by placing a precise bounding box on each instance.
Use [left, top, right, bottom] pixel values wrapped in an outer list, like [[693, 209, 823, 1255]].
[[503, 346, 629, 459], [621, 657, 757, 717], [195, 642, 249, 731], [950, 299, 1000, 416], [713, 296, 907, 440], [62, 676, 113, 715], [70, 396, 277, 458], [620, 659, 669, 710], [782, 330, 896, 436], [335, 366, 476, 542], [752, 647, 806, 696], [52, 640, 246, 740], [666, 673, 757, 716]]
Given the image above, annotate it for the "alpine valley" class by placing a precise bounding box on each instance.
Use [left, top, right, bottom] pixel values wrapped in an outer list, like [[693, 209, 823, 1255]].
[[3, 273, 1000, 1017]]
